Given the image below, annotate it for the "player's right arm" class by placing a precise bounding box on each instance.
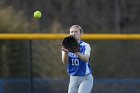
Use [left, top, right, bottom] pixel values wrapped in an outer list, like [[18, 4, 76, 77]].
[[61, 47, 68, 64]]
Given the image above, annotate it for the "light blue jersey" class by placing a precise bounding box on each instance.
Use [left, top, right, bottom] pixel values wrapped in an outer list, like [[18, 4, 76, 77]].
[[67, 41, 92, 76]]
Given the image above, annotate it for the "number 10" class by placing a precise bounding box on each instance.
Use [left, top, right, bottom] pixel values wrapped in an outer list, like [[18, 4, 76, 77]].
[[71, 59, 79, 66]]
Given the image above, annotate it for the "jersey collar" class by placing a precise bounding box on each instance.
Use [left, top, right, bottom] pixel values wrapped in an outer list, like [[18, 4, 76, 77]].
[[79, 40, 83, 45]]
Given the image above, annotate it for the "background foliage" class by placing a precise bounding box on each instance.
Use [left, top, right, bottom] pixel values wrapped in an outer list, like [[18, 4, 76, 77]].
[[0, 0, 140, 79]]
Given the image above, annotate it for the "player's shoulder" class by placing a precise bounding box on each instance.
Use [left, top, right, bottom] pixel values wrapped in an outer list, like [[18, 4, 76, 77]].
[[80, 41, 90, 47]]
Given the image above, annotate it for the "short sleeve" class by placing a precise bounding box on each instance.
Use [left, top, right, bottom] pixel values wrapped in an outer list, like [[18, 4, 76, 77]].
[[84, 44, 91, 56]]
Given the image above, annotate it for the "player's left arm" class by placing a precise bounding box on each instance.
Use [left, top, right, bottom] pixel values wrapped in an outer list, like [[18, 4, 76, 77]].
[[75, 52, 90, 62], [75, 44, 91, 62]]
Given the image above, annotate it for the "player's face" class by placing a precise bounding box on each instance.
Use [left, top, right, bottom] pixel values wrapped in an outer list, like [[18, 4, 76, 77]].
[[70, 27, 81, 41]]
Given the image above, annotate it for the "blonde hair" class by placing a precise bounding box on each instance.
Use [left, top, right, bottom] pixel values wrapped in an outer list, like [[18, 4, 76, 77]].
[[70, 25, 84, 34]]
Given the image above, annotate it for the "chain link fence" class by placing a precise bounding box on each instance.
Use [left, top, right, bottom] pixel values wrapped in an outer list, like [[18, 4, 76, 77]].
[[0, 39, 140, 93]]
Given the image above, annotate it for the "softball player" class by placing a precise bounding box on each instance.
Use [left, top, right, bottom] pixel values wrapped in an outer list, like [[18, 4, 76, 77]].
[[62, 25, 93, 93]]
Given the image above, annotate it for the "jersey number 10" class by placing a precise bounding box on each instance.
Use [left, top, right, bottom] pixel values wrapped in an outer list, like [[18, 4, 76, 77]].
[[71, 59, 79, 66]]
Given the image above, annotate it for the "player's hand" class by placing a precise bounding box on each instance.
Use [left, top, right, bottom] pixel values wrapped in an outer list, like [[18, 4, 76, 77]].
[[61, 46, 69, 52], [62, 35, 80, 53]]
